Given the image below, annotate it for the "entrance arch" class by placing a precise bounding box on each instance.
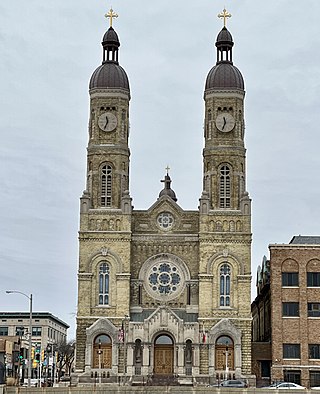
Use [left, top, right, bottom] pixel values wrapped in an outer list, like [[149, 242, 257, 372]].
[[154, 334, 174, 375], [215, 335, 234, 371], [92, 334, 112, 369]]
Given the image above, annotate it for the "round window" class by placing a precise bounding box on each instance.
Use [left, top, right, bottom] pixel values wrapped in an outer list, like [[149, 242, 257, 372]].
[[157, 212, 174, 230], [140, 253, 190, 301]]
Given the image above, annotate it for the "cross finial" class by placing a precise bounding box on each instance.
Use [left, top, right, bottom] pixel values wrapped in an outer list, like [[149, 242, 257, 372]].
[[105, 7, 118, 28], [165, 165, 170, 175], [218, 8, 231, 27]]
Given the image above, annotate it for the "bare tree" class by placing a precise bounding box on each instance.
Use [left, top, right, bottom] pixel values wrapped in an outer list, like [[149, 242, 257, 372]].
[[55, 340, 75, 381]]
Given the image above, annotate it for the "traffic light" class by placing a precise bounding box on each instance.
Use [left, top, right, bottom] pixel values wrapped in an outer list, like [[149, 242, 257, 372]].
[[35, 347, 41, 362], [31, 347, 35, 360], [19, 348, 24, 360], [41, 349, 45, 362]]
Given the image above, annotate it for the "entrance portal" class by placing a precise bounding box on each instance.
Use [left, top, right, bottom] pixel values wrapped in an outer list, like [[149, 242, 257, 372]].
[[215, 335, 234, 371], [154, 334, 174, 375]]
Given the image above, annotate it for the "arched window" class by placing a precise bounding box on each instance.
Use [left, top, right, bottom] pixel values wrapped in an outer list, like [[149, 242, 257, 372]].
[[219, 165, 231, 208], [220, 263, 231, 306], [99, 262, 110, 305], [93, 334, 112, 369], [101, 165, 112, 207]]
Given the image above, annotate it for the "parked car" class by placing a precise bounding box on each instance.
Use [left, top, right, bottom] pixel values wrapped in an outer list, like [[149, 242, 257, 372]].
[[219, 379, 247, 388], [265, 382, 306, 389]]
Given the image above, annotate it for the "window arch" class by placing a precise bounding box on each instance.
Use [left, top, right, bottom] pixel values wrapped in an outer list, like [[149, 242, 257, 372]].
[[99, 262, 110, 305], [219, 165, 231, 208], [220, 263, 231, 306], [101, 165, 112, 207]]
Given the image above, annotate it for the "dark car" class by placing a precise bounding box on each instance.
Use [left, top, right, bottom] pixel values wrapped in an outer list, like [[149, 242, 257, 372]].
[[220, 379, 247, 388]]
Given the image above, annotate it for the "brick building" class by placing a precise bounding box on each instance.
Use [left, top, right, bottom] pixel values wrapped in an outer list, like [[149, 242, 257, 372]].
[[252, 236, 320, 388], [75, 10, 253, 386]]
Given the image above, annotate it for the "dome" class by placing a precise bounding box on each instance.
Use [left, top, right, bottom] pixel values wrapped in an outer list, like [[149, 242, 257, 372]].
[[102, 27, 120, 47], [159, 188, 177, 202], [216, 27, 233, 46], [89, 26, 130, 91], [158, 173, 177, 202], [89, 62, 130, 90], [205, 62, 244, 90]]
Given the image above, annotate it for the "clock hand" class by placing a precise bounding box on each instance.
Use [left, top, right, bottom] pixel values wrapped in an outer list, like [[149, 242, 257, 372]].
[[104, 117, 109, 129], [222, 116, 226, 130]]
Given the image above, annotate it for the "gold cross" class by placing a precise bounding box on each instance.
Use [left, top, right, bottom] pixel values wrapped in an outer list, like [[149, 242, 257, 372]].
[[105, 7, 118, 27], [218, 8, 231, 27], [165, 165, 170, 174]]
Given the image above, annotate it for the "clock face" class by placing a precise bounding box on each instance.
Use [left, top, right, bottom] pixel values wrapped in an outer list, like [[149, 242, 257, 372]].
[[98, 112, 118, 132], [215, 113, 235, 132]]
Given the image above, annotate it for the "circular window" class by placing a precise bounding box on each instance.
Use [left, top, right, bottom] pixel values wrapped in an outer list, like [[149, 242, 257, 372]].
[[148, 262, 181, 295], [140, 253, 190, 301], [157, 212, 174, 230]]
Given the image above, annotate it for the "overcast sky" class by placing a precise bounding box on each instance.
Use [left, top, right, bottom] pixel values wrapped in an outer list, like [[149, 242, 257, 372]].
[[1, 1, 320, 340]]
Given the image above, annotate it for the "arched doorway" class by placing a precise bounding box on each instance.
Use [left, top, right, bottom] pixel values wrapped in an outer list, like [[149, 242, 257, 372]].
[[154, 334, 174, 375], [92, 334, 112, 369], [215, 335, 234, 371]]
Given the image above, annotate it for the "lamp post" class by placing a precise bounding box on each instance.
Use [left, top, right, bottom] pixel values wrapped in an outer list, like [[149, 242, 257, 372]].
[[98, 339, 102, 385], [224, 340, 229, 381], [6, 291, 33, 388]]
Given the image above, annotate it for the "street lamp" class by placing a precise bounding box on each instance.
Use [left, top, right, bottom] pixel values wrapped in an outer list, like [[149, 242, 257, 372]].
[[6, 291, 33, 388]]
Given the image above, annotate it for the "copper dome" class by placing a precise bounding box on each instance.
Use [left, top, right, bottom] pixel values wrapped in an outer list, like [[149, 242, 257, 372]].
[[89, 26, 130, 91], [89, 63, 130, 90], [205, 62, 244, 90]]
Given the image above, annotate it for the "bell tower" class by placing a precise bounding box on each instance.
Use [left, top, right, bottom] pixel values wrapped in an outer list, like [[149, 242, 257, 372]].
[[201, 11, 248, 212], [76, 9, 132, 375], [84, 8, 131, 211], [198, 9, 252, 378]]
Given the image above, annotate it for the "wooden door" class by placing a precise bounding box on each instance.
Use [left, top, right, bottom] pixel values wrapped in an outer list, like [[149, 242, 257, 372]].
[[154, 345, 173, 374], [215, 345, 234, 370], [93, 345, 112, 369]]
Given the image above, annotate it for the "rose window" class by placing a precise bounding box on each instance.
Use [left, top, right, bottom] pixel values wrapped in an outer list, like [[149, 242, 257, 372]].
[[157, 212, 174, 230], [148, 262, 181, 295]]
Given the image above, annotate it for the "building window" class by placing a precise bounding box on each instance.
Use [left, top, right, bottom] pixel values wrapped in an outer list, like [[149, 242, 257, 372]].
[[282, 302, 299, 317], [32, 327, 42, 336], [282, 272, 299, 286], [101, 165, 112, 207], [148, 262, 181, 296], [0, 327, 8, 336], [309, 344, 320, 359], [308, 303, 320, 317], [261, 361, 271, 378], [15, 326, 25, 336], [220, 263, 231, 306], [99, 262, 110, 305], [283, 344, 300, 359], [307, 272, 320, 287], [310, 371, 320, 388], [219, 165, 231, 208], [284, 370, 301, 385]]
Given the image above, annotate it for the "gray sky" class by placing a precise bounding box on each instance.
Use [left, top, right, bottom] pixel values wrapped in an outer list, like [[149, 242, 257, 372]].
[[1, 1, 320, 340]]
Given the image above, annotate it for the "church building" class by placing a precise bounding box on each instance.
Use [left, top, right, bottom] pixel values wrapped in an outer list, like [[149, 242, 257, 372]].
[[75, 8, 253, 385]]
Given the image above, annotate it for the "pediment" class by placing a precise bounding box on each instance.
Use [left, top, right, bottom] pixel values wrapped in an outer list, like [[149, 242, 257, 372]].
[[145, 305, 182, 327], [209, 318, 241, 345], [86, 317, 118, 343], [147, 195, 184, 216]]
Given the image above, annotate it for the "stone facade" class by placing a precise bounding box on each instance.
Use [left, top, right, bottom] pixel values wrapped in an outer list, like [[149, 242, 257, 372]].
[[75, 21, 253, 386]]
